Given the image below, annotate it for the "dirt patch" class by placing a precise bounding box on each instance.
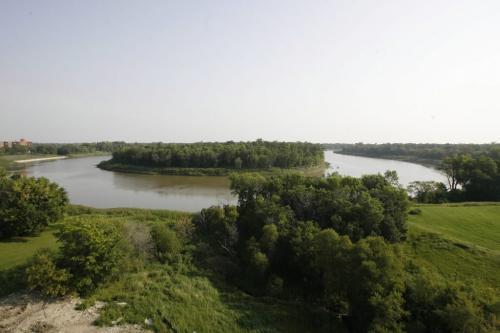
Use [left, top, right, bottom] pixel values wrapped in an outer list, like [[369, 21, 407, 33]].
[[0, 293, 146, 333]]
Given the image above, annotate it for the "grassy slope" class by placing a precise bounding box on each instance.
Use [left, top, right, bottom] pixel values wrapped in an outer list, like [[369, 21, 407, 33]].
[[408, 203, 500, 252], [405, 204, 500, 295]]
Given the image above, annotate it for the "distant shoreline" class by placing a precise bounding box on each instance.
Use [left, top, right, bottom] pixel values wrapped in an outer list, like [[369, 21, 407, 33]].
[[14, 156, 68, 164], [98, 160, 327, 177], [334, 151, 440, 169]]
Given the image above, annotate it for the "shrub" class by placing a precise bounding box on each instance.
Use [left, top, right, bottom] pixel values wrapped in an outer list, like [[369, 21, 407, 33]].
[[150, 224, 182, 263], [408, 208, 422, 215], [25, 249, 71, 297], [57, 217, 127, 294]]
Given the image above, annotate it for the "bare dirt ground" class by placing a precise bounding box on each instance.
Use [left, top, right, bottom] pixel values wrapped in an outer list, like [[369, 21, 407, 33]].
[[0, 293, 146, 333]]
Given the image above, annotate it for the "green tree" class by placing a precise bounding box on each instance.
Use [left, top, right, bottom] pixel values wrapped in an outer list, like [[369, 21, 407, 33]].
[[57, 217, 127, 294], [0, 174, 68, 238], [194, 205, 239, 255], [347, 237, 406, 332]]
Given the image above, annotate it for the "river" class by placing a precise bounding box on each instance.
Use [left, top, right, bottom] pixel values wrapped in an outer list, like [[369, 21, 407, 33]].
[[21, 152, 446, 212]]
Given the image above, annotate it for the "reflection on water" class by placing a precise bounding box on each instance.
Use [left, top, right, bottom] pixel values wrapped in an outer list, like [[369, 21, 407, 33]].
[[324, 151, 447, 186], [20, 152, 446, 212], [22, 156, 235, 212]]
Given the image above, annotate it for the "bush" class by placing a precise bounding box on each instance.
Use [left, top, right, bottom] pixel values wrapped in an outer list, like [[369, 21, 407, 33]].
[[0, 174, 68, 238], [408, 208, 422, 215], [57, 217, 127, 294], [25, 249, 71, 297], [150, 224, 182, 263]]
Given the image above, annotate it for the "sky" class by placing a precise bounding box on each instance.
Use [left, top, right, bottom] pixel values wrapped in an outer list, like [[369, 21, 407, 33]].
[[1, 0, 499, 143]]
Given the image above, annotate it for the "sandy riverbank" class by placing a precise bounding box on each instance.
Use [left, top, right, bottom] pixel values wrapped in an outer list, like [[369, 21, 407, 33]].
[[14, 156, 67, 164]]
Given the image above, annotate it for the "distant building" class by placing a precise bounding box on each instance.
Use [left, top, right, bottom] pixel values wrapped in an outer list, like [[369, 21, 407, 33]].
[[2, 138, 33, 149]]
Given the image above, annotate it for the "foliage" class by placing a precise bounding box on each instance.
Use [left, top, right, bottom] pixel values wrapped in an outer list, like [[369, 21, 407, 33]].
[[57, 217, 128, 294], [150, 224, 182, 263], [0, 173, 68, 238], [2, 204, 497, 332], [408, 181, 448, 203], [404, 266, 497, 332], [231, 172, 409, 243], [0, 141, 125, 156], [105, 140, 324, 170], [25, 249, 71, 297], [438, 153, 500, 201], [193, 205, 239, 255]]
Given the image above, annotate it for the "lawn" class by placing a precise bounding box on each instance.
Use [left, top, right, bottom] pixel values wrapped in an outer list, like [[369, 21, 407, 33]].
[[405, 203, 500, 298], [0, 226, 59, 270], [408, 203, 500, 252]]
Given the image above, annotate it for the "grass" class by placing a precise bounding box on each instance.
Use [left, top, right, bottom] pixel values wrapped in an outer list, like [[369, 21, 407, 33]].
[[407, 203, 500, 252], [90, 267, 344, 333], [404, 203, 500, 299], [0, 226, 59, 270], [0, 154, 57, 170]]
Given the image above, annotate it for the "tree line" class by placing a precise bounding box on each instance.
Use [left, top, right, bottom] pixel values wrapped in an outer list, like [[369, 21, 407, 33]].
[[108, 140, 325, 169], [328, 143, 500, 165], [0, 141, 126, 155]]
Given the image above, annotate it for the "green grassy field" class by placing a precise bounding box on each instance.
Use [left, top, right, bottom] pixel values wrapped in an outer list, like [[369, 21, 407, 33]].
[[405, 203, 500, 298], [408, 203, 500, 252]]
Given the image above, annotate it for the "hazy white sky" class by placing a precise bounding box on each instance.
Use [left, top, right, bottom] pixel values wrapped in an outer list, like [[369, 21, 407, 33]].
[[1, 0, 499, 143]]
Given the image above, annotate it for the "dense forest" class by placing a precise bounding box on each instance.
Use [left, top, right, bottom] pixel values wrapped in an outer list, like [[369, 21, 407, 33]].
[[193, 173, 497, 332], [0, 141, 125, 155], [327, 143, 500, 165], [105, 140, 324, 170]]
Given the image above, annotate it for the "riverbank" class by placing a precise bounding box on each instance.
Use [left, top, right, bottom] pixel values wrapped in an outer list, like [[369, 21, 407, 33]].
[[0, 154, 58, 170], [0, 152, 111, 171], [97, 160, 327, 177], [14, 156, 67, 164]]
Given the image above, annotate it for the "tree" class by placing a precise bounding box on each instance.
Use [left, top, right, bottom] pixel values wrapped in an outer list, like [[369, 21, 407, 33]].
[[0, 174, 68, 238], [194, 205, 239, 255], [439, 154, 470, 190], [347, 237, 406, 332], [57, 217, 127, 294], [408, 181, 448, 203]]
